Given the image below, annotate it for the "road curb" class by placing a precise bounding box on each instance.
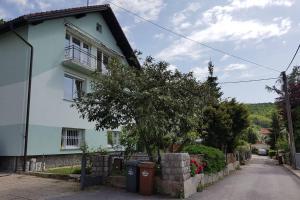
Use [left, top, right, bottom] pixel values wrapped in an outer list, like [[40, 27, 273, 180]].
[[283, 164, 300, 179]]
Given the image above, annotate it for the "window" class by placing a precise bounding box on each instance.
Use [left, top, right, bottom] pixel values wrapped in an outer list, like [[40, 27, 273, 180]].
[[65, 34, 70, 47], [61, 128, 84, 149], [96, 49, 109, 73], [64, 74, 84, 100], [96, 23, 102, 33], [72, 37, 81, 61], [82, 43, 91, 65], [107, 131, 121, 146]]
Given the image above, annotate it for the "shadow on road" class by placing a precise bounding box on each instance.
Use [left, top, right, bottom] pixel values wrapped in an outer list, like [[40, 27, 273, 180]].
[[249, 155, 278, 165]]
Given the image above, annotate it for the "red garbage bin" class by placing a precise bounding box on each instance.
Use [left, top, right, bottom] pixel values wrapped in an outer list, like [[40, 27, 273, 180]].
[[138, 162, 155, 195]]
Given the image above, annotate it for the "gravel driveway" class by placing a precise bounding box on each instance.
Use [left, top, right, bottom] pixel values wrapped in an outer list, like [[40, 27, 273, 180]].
[[0, 173, 78, 200]]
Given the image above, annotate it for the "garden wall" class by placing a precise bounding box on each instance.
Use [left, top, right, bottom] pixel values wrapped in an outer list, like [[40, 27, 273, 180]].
[[158, 153, 240, 198], [88, 153, 240, 198], [295, 153, 300, 169]]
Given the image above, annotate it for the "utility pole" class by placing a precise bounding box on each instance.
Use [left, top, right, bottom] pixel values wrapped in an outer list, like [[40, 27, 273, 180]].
[[87, 0, 89, 6], [282, 71, 297, 169]]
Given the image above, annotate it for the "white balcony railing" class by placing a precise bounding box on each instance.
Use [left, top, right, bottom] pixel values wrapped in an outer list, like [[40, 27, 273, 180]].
[[64, 45, 98, 70]]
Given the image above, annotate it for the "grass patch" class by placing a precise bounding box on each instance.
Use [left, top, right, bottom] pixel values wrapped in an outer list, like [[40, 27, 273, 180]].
[[111, 168, 126, 176], [46, 166, 82, 175]]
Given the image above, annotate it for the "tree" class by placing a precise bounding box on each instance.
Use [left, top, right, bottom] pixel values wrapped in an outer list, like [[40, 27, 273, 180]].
[[223, 99, 250, 152], [202, 103, 232, 151], [0, 19, 4, 25], [245, 127, 258, 144], [266, 66, 300, 152], [268, 112, 282, 149], [206, 61, 223, 105], [201, 62, 249, 153], [202, 98, 249, 153], [74, 57, 208, 161]]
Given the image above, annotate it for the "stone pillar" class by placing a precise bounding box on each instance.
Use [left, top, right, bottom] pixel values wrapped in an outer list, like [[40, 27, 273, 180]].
[[91, 154, 110, 177], [160, 153, 190, 197], [29, 158, 36, 172]]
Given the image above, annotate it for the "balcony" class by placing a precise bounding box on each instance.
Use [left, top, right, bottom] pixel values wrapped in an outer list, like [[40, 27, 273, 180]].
[[62, 45, 98, 73]]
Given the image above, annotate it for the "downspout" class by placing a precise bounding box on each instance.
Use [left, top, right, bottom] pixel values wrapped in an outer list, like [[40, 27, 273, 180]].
[[9, 24, 33, 171]]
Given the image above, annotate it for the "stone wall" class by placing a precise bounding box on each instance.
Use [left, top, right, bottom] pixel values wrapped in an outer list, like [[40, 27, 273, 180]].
[[295, 153, 300, 169], [0, 154, 82, 172], [158, 153, 240, 198], [226, 153, 237, 164], [159, 153, 190, 197]]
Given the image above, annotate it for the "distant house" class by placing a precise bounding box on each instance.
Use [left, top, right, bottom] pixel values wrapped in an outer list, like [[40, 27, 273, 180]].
[[252, 128, 271, 150], [260, 128, 271, 136], [0, 5, 138, 171]]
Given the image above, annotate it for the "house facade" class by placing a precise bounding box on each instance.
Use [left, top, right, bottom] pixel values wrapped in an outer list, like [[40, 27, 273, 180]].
[[0, 5, 137, 171]]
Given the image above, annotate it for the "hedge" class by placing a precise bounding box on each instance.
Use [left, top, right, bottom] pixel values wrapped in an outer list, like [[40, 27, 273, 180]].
[[182, 145, 226, 174], [268, 149, 276, 158]]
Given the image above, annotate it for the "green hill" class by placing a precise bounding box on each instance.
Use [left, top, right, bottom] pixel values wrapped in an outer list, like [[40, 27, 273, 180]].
[[245, 103, 276, 128]]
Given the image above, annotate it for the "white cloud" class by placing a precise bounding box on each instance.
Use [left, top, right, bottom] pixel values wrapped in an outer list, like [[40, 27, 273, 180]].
[[157, 0, 292, 61], [157, 16, 290, 61], [0, 8, 8, 19], [200, 16, 290, 42], [191, 62, 249, 81], [96, 0, 165, 21], [220, 55, 230, 61], [6, 0, 28, 6], [239, 71, 254, 78], [157, 39, 204, 61], [171, 1, 202, 32], [190, 66, 208, 80], [203, 0, 293, 23], [167, 64, 178, 72], [224, 63, 247, 71], [122, 25, 131, 36], [36, 1, 51, 11], [184, 2, 202, 12], [154, 33, 165, 39]]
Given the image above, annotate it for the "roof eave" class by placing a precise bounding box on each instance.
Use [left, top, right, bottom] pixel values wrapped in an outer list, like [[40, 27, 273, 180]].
[[0, 5, 140, 68]]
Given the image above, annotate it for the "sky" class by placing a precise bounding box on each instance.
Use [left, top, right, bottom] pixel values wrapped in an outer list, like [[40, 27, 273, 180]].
[[1, 0, 300, 103]]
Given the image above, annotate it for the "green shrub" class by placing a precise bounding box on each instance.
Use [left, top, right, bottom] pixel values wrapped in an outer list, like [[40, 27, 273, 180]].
[[46, 166, 91, 175], [276, 137, 289, 152], [190, 162, 197, 177], [268, 149, 276, 158], [252, 148, 258, 154], [182, 145, 226, 174]]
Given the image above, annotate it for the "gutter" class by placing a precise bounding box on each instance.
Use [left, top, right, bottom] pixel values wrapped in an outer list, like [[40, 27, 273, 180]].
[[9, 24, 33, 172]]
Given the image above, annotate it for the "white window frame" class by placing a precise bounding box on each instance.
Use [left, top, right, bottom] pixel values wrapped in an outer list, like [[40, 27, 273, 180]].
[[97, 49, 110, 73], [63, 73, 85, 101], [61, 128, 85, 150], [65, 33, 94, 68], [107, 130, 121, 147]]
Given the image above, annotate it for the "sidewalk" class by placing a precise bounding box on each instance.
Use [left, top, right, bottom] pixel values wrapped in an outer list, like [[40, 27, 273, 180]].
[[283, 164, 300, 179]]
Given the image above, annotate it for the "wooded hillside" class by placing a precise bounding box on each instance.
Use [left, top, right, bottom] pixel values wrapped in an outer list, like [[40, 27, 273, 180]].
[[245, 103, 276, 129]]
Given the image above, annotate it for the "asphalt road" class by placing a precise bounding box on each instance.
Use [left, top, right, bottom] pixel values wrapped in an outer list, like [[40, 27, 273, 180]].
[[190, 155, 300, 200], [1, 155, 299, 200]]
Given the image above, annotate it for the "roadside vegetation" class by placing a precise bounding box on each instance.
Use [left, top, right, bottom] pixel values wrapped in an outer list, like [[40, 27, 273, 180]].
[[266, 66, 300, 158], [246, 103, 275, 129], [73, 54, 251, 170], [183, 145, 226, 173], [46, 166, 81, 175]]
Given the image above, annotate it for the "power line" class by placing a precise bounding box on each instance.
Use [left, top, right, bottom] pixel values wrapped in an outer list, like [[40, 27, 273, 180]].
[[285, 44, 300, 72], [219, 77, 278, 84], [107, 1, 281, 73]]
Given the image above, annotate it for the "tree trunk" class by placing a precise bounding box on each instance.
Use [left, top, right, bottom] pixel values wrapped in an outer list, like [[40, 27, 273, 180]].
[[141, 134, 153, 161], [157, 146, 161, 164]]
